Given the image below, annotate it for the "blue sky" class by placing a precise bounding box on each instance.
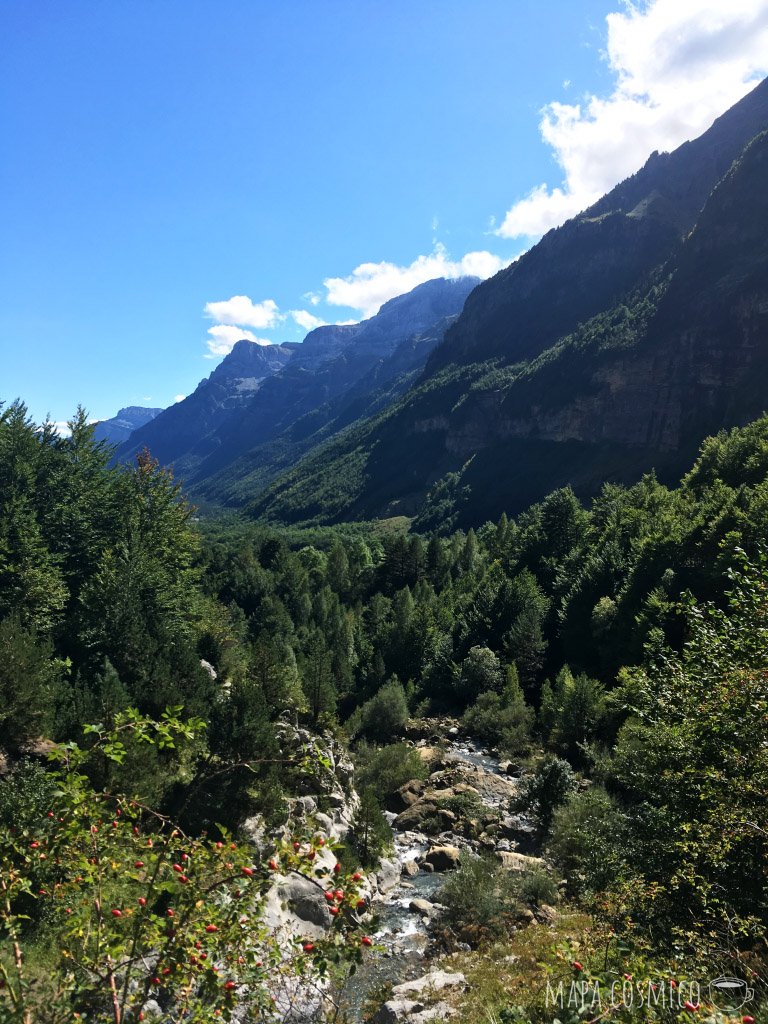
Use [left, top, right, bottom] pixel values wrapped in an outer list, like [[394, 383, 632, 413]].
[[2, 1, 767, 427]]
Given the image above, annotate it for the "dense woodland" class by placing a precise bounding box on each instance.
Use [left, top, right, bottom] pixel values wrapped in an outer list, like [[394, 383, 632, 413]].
[[1, 398, 767, 1020]]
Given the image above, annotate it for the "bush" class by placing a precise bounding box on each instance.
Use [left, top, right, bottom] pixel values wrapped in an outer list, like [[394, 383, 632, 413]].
[[347, 679, 409, 741], [437, 854, 520, 941], [548, 785, 624, 897], [354, 741, 428, 799], [518, 867, 558, 907], [514, 755, 578, 835], [462, 668, 533, 754], [345, 785, 393, 867]]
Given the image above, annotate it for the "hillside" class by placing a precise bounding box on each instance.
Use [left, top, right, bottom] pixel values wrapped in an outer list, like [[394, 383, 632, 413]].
[[250, 80, 768, 529], [119, 277, 478, 502]]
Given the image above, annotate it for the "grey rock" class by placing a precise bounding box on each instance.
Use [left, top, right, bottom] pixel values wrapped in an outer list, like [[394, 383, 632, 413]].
[[372, 999, 424, 1024], [376, 856, 401, 893], [401, 860, 420, 877], [393, 971, 466, 997]]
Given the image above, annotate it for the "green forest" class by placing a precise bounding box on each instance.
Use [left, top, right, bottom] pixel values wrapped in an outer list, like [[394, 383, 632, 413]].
[[1, 398, 767, 1023]]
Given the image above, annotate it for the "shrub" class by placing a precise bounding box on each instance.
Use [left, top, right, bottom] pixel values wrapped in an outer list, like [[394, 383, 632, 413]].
[[354, 741, 428, 799], [347, 679, 409, 741], [514, 755, 578, 835], [462, 668, 533, 754], [437, 854, 520, 941], [517, 867, 558, 907], [548, 785, 624, 897]]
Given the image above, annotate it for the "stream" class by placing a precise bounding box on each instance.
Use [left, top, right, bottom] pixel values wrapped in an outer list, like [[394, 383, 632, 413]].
[[339, 737, 518, 1021]]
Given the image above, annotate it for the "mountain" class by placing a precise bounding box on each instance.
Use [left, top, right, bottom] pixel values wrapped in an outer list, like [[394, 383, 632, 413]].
[[92, 406, 162, 445], [118, 340, 298, 470], [250, 78, 768, 529], [119, 277, 478, 499]]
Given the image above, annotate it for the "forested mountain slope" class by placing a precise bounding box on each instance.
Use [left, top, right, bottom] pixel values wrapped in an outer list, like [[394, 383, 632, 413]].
[[251, 81, 768, 529]]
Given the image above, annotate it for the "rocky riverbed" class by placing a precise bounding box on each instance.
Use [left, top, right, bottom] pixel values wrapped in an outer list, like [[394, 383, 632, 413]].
[[337, 721, 544, 1024]]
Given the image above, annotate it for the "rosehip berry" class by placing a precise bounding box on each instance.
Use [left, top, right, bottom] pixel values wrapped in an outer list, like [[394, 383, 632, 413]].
[[224, 981, 236, 991], [333, 863, 341, 873], [293, 842, 300, 851], [166, 909, 174, 918], [330, 907, 339, 916], [302, 943, 315, 953], [134, 861, 144, 868], [268, 859, 277, 871], [205, 924, 218, 933], [361, 936, 372, 946], [324, 891, 335, 902], [172, 864, 183, 873], [241, 867, 254, 877], [352, 872, 363, 882], [138, 898, 147, 907], [572, 961, 583, 971], [356, 899, 366, 910], [30, 841, 39, 849], [111, 909, 123, 917]]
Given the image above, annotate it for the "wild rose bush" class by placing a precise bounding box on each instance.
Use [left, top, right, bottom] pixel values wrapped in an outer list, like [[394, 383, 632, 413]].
[[0, 710, 371, 1024]]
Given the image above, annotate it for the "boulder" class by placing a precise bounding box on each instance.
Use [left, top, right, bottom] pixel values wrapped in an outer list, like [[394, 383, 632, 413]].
[[497, 851, 546, 872], [424, 846, 461, 871], [408, 898, 437, 917], [279, 875, 332, 928], [393, 971, 466, 997], [402, 860, 420, 877], [393, 801, 439, 831], [372, 999, 424, 1024], [388, 779, 426, 813], [376, 857, 401, 893]]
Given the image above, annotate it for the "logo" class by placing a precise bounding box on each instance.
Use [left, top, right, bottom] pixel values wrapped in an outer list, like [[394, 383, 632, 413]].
[[708, 976, 754, 1011]]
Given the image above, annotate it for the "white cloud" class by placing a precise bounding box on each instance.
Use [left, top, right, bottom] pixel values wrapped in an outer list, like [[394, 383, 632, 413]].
[[291, 309, 328, 332], [174, 394, 186, 403], [205, 325, 272, 358], [323, 244, 509, 318], [204, 295, 281, 329], [497, 0, 768, 239]]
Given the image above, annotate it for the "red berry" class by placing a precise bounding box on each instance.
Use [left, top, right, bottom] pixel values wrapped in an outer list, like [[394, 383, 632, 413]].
[[172, 864, 183, 873], [324, 891, 335, 902], [179, 875, 189, 883], [65, 908, 72, 915], [181, 853, 189, 861], [205, 924, 218, 933], [268, 859, 277, 871], [333, 863, 341, 873], [224, 981, 236, 991], [133, 827, 140, 835], [302, 943, 315, 953], [352, 872, 363, 882], [330, 907, 339, 916], [138, 897, 147, 907], [162, 967, 171, 976], [572, 961, 583, 971], [356, 899, 366, 910], [47, 812, 54, 818], [361, 936, 372, 946], [139, 1015, 145, 1021], [151, 977, 160, 986], [334, 889, 344, 900], [230, 843, 236, 850], [166, 909, 174, 918], [241, 867, 254, 877], [111, 909, 123, 917], [216, 841, 223, 849], [683, 1002, 699, 1012], [307, 850, 316, 860], [293, 842, 300, 851], [317, 837, 325, 846], [134, 861, 144, 868], [742, 1017, 756, 1024], [30, 841, 39, 849]]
